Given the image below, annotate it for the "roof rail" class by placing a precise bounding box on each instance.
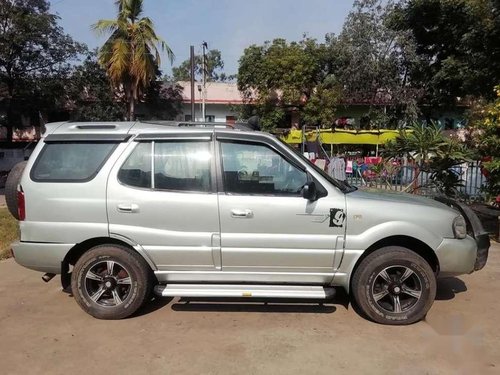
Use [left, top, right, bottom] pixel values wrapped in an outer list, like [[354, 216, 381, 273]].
[[141, 120, 258, 131], [178, 121, 235, 129], [75, 124, 117, 130]]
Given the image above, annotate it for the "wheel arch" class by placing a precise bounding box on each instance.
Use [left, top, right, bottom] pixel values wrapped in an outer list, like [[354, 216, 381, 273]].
[[345, 235, 440, 293], [61, 236, 157, 290]]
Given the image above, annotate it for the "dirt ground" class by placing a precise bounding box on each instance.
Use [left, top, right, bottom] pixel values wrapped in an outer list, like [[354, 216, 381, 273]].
[[0, 243, 498, 375], [0, 189, 6, 207]]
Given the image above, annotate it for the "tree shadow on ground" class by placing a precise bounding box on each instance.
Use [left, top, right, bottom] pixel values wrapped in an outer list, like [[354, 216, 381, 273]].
[[435, 277, 467, 301]]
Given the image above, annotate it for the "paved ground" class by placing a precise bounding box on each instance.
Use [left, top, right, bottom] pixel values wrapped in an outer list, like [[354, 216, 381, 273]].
[[0, 243, 499, 375]]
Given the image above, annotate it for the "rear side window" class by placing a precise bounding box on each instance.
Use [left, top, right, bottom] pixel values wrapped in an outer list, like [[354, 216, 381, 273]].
[[154, 141, 212, 192], [31, 142, 117, 182]]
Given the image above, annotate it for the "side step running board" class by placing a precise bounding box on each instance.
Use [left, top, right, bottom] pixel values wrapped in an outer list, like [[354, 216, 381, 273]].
[[154, 284, 335, 299]]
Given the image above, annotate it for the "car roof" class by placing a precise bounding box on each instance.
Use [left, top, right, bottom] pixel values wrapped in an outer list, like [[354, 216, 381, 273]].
[[43, 120, 269, 141]]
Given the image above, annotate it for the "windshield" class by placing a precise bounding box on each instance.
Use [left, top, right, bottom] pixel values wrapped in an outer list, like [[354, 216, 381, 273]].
[[277, 138, 357, 194]]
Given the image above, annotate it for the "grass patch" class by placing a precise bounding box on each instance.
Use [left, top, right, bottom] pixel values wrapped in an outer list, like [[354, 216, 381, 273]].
[[0, 207, 18, 260]]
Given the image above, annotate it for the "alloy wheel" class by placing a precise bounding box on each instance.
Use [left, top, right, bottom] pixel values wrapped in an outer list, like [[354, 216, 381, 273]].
[[371, 265, 423, 314], [84, 260, 132, 307]]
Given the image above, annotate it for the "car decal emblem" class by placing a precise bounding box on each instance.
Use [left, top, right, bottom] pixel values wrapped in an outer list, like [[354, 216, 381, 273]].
[[329, 208, 346, 227]]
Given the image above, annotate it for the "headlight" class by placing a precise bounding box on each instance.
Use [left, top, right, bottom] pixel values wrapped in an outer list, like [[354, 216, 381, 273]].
[[453, 215, 467, 239]]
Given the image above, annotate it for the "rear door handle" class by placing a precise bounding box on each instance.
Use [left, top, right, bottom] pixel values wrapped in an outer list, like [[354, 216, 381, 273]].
[[230, 209, 253, 218], [117, 203, 140, 213]]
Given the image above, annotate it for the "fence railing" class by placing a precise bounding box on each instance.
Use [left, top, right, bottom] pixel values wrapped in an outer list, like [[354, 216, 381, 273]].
[[346, 161, 487, 200]]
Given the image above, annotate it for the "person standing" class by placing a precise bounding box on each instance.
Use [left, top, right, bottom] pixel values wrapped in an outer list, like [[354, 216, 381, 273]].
[[328, 154, 346, 182]]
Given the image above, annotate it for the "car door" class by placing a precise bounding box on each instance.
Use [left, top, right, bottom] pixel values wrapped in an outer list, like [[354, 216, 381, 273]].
[[107, 132, 221, 273], [216, 134, 346, 284]]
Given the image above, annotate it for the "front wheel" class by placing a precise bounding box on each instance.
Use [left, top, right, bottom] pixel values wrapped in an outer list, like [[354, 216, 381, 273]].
[[351, 246, 437, 325], [71, 245, 151, 319]]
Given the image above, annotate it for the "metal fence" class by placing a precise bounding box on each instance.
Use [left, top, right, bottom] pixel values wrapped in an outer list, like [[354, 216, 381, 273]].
[[346, 161, 487, 200]]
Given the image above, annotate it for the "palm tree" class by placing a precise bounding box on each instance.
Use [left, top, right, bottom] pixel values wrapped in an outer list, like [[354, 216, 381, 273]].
[[384, 122, 471, 195], [93, 0, 174, 120]]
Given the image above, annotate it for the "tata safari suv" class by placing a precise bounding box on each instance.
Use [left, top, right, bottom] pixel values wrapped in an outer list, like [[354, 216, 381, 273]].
[[8, 121, 490, 325]]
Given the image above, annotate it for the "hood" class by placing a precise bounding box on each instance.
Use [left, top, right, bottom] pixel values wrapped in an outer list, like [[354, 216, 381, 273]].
[[347, 189, 458, 213]]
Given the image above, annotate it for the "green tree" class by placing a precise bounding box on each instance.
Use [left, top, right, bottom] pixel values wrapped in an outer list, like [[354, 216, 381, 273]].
[[172, 49, 234, 82], [384, 122, 472, 197], [0, 0, 85, 141], [388, 0, 500, 106], [94, 0, 174, 121], [238, 37, 338, 130], [302, 79, 343, 127], [328, 0, 422, 128], [65, 53, 126, 121], [237, 1, 423, 130], [140, 80, 183, 120], [385, 122, 447, 167], [65, 53, 182, 122], [466, 85, 500, 199]]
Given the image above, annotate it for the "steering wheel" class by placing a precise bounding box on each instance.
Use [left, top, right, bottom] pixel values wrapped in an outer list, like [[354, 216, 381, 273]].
[[237, 166, 248, 179], [282, 169, 307, 193]]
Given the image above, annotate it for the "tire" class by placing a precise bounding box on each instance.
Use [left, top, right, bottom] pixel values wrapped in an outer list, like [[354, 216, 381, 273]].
[[71, 244, 151, 320], [351, 246, 436, 325], [5, 161, 27, 220]]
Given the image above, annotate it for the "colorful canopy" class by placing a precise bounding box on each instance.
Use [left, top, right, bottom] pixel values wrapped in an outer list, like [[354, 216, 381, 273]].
[[280, 129, 400, 145]]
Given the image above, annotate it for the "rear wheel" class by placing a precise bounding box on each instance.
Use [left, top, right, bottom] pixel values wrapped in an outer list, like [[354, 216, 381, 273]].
[[71, 244, 150, 319], [351, 246, 436, 325]]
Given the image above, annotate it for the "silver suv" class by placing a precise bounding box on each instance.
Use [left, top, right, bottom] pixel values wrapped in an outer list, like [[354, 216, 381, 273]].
[[9, 121, 490, 325]]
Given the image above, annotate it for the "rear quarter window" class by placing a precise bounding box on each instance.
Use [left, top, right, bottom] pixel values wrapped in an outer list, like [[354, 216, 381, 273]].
[[31, 142, 117, 182]]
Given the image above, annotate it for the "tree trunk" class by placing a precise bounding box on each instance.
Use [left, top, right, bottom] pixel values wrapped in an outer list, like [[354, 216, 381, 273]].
[[6, 80, 15, 143], [6, 101, 14, 143], [126, 83, 137, 121], [402, 164, 421, 193], [128, 97, 135, 121]]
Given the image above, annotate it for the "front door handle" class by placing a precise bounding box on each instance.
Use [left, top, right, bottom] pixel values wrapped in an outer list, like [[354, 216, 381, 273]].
[[117, 203, 140, 213], [230, 209, 253, 218]]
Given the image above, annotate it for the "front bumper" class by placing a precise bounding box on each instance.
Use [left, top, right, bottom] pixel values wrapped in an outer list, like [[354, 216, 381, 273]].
[[434, 197, 490, 273], [435, 236, 477, 277], [474, 232, 490, 271]]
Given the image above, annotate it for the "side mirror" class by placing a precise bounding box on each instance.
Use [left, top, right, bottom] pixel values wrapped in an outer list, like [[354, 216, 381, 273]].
[[301, 181, 317, 201]]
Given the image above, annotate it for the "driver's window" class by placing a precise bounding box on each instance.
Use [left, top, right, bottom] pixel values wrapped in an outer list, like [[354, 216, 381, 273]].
[[221, 141, 307, 196]]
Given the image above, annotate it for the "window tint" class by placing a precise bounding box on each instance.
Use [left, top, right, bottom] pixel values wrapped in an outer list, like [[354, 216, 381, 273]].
[[154, 141, 212, 192], [221, 142, 307, 195], [31, 142, 117, 182], [118, 142, 152, 188]]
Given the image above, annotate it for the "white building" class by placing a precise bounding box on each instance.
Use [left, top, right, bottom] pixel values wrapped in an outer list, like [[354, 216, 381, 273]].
[[176, 81, 244, 124]]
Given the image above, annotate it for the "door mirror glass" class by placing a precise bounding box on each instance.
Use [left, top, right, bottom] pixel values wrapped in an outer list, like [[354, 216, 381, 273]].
[[301, 181, 317, 201]]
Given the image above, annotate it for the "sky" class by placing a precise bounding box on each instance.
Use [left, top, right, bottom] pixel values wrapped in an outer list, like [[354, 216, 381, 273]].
[[49, 0, 355, 76]]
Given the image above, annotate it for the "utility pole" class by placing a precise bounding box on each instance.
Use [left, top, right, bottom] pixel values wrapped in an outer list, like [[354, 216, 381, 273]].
[[202, 41, 208, 122], [190, 45, 195, 121]]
